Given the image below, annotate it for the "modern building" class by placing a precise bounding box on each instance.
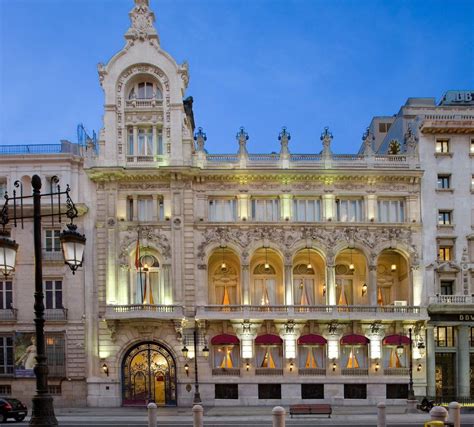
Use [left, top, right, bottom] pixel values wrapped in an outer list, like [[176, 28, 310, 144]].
[[0, 0, 472, 409], [370, 91, 474, 400]]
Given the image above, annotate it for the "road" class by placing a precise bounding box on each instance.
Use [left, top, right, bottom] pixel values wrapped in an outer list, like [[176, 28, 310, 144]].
[[12, 423, 474, 427]]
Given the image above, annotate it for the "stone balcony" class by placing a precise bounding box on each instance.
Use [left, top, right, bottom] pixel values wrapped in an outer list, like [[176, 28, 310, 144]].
[[45, 308, 68, 321], [0, 308, 17, 321], [105, 304, 184, 320], [196, 305, 426, 321], [429, 295, 473, 304], [125, 99, 163, 109]]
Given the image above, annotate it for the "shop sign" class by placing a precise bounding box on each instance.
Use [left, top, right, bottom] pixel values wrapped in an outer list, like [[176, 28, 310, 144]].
[[429, 313, 474, 322]]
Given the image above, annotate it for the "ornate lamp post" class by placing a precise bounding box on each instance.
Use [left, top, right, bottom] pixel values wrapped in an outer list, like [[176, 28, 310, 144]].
[[408, 328, 415, 400], [0, 175, 86, 426]]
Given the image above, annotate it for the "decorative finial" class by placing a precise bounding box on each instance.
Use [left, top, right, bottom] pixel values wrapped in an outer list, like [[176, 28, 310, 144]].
[[125, 0, 159, 44], [194, 127, 207, 152]]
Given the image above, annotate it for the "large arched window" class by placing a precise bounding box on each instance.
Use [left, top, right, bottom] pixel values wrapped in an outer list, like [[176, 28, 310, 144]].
[[253, 263, 277, 306], [293, 264, 315, 305], [134, 254, 160, 304], [208, 248, 240, 305], [128, 81, 163, 100]]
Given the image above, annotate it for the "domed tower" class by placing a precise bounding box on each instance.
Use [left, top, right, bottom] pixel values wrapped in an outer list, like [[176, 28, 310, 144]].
[[96, 0, 193, 167]]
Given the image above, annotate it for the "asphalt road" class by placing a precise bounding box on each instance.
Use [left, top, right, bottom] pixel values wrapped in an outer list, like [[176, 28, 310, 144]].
[[12, 423, 474, 427]]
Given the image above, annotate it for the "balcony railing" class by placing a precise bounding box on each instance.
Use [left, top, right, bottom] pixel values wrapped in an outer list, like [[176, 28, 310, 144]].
[[125, 99, 163, 108], [341, 368, 369, 376], [384, 368, 409, 376], [298, 368, 326, 376], [44, 308, 68, 321], [42, 250, 63, 262], [429, 295, 474, 304], [0, 141, 81, 156], [0, 308, 17, 321], [105, 304, 184, 320], [126, 155, 167, 164], [255, 368, 283, 376], [212, 368, 240, 376]]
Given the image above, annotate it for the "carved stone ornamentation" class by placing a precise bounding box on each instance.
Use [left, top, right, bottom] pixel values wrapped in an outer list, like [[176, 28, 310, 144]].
[[119, 227, 171, 266], [124, 0, 159, 44]]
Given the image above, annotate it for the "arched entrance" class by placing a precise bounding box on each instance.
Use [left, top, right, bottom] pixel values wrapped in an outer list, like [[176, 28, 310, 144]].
[[122, 341, 177, 406]]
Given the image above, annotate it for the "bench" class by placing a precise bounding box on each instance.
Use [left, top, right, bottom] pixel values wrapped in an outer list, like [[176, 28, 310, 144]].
[[289, 404, 332, 418]]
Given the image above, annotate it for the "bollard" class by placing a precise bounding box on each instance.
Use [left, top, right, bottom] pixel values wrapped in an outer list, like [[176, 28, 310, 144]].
[[272, 406, 286, 427], [448, 401, 461, 427], [193, 404, 204, 427], [377, 402, 386, 427], [429, 406, 448, 422], [147, 402, 157, 427]]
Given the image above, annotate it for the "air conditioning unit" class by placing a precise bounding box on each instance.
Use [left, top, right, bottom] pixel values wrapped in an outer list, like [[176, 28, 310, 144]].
[[394, 300, 407, 306]]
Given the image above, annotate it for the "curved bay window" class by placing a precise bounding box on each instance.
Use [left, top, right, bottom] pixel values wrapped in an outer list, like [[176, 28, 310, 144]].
[[122, 341, 176, 406], [211, 334, 240, 375], [382, 334, 410, 373], [255, 334, 283, 375], [377, 250, 409, 306], [298, 334, 327, 375], [340, 334, 369, 375], [208, 248, 240, 305]]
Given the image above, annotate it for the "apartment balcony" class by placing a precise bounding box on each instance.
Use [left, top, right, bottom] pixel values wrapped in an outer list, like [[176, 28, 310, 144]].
[[383, 368, 409, 376], [45, 308, 68, 321], [125, 99, 163, 109], [196, 305, 426, 321], [0, 308, 17, 321], [125, 155, 167, 165], [42, 250, 63, 262], [429, 295, 474, 304], [105, 304, 184, 321]]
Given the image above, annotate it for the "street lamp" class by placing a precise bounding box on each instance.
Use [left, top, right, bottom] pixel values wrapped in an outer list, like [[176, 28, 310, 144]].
[[408, 328, 415, 400], [0, 175, 86, 426]]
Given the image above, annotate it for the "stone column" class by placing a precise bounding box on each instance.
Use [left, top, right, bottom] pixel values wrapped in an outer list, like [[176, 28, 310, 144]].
[[326, 263, 336, 305], [457, 325, 470, 397], [368, 264, 378, 306], [242, 264, 250, 305], [152, 125, 157, 156], [152, 194, 159, 221], [284, 264, 293, 305], [133, 125, 138, 157], [132, 195, 138, 221], [426, 326, 436, 397]]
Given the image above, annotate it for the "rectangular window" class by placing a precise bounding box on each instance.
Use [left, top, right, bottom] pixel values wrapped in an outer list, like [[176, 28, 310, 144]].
[[0, 385, 11, 395], [377, 200, 405, 223], [436, 326, 454, 347], [378, 122, 391, 133], [438, 210, 452, 225], [386, 384, 408, 399], [46, 334, 66, 377], [0, 181, 6, 200], [440, 281, 454, 296], [0, 281, 12, 310], [438, 247, 452, 261], [45, 229, 61, 252], [137, 197, 153, 221], [137, 128, 153, 156], [470, 139, 474, 154], [437, 175, 451, 189], [251, 199, 280, 222], [48, 385, 62, 395], [157, 129, 164, 155], [215, 384, 238, 399], [128, 127, 134, 156], [258, 384, 281, 399], [208, 199, 237, 222], [127, 198, 134, 221], [344, 384, 367, 399], [436, 139, 450, 153], [0, 336, 14, 375], [293, 199, 321, 222], [44, 280, 63, 309], [337, 199, 364, 222], [301, 384, 324, 399]]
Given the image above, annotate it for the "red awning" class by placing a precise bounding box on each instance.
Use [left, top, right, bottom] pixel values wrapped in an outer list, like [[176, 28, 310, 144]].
[[210, 334, 240, 345], [298, 334, 327, 345], [382, 334, 411, 346], [340, 334, 370, 345], [255, 334, 283, 345]]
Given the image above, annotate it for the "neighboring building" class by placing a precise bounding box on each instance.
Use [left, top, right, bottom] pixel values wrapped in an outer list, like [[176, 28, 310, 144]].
[[1, 0, 472, 409], [371, 91, 474, 400]]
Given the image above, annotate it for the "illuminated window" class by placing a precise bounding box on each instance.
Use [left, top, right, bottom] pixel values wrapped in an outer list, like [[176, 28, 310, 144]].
[[471, 139, 474, 154], [437, 175, 451, 189], [435, 139, 450, 153], [438, 246, 452, 261], [46, 334, 66, 377], [377, 200, 405, 222], [438, 211, 452, 225], [435, 326, 454, 347]]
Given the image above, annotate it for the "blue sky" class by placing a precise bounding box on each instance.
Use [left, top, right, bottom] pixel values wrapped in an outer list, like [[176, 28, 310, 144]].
[[0, 0, 473, 154]]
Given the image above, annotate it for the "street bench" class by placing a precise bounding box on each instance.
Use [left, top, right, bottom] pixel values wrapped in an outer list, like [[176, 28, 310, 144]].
[[289, 404, 332, 418]]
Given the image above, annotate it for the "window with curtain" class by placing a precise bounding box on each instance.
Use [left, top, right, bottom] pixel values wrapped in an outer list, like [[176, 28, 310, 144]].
[[134, 254, 161, 305], [341, 345, 368, 369], [208, 199, 237, 222], [137, 128, 153, 156], [293, 199, 321, 222], [298, 346, 325, 369], [383, 346, 408, 369], [252, 264, 277, 305], [336, 279, 353, 305], [256, 345, 282, 369], [377, 200, 405, 223], [212, 265, 238, 305], [251, 199, 280, 221], [293, 264, 315, 305], [213, 345, 239, 369], [377, 285, 391, 305], [137, 197, 154, 221], [336, 199, 364, 222], [128, 81, 163, 100], [128, 127, 134, 156]]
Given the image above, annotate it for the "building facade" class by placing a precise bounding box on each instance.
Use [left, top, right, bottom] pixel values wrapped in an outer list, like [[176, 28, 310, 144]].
[[0, 0, 472, 408]]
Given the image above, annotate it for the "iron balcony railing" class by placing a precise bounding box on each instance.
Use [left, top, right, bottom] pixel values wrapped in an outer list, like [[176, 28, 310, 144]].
[[0, 308, 18, 321], [429, 295, 474, 304], [200, 305, 421, 314], [0, 141, 81, 156], [44, 308, 68, 321]]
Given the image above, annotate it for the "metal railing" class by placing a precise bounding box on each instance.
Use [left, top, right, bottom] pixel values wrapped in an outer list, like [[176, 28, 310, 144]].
[[125, 99, 163, 108], [384, 368, 409, 376], [44, 308, 68, 321], [0, 308, 17, 321], [42, 250, 63, 261], [109, 304, 179, 313], [429, 295, 473, 304], [0, 142, 81, 155]]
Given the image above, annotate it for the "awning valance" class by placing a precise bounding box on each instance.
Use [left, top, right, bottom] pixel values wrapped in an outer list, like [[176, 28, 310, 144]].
[[382, 334, 411, 346], [340, 334, 370, 345], [255, 334, 283, 345], [298, 334, 327, 345], [210, 334, 240, 345]]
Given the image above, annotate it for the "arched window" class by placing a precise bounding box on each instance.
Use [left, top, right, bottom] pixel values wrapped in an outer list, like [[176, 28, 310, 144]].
[[253, 263, 277, 306], [335, 264, 354, 306], [128, 81, 163, 100], [211, 265, 238, 305], [133, 254, 160, 304], [293, 264, 315, 305]]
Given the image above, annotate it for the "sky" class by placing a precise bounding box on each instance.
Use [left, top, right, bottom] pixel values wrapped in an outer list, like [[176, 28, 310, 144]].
[[0, 0, 473, 154]]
